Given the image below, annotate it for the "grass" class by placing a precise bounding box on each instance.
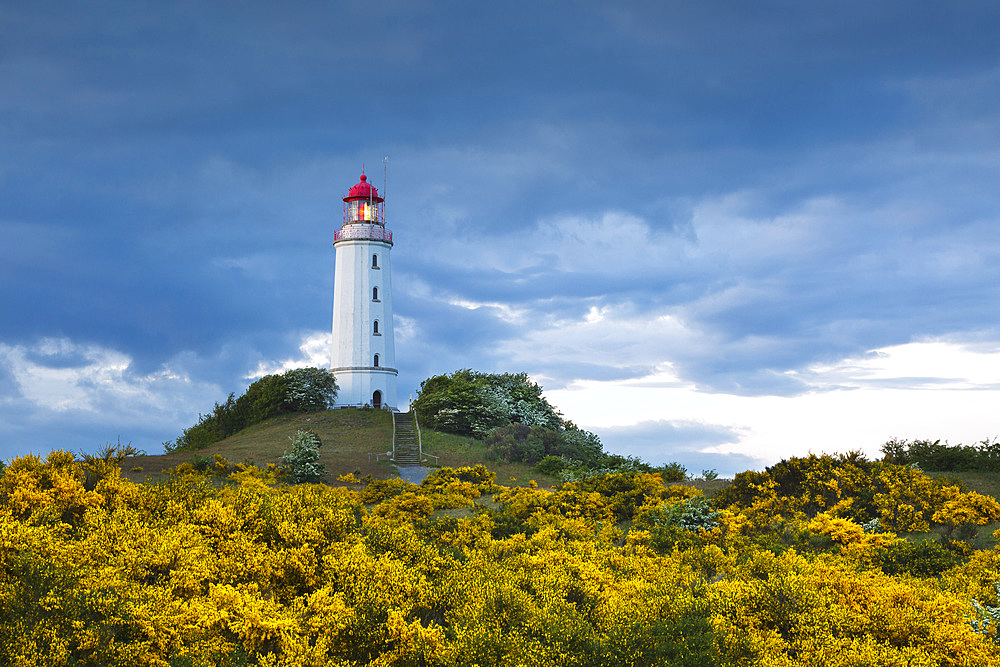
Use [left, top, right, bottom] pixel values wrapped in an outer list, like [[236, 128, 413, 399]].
[[927, 470, 1000, 501], [417, 427, 560, 488], [122, 408, 397, 485]]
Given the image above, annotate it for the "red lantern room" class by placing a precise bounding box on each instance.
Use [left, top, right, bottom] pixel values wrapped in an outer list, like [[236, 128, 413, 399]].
[[343, 174, 384, 225]]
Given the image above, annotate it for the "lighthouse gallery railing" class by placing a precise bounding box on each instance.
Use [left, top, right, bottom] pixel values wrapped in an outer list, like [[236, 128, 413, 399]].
[[334, 225, 393, 243]]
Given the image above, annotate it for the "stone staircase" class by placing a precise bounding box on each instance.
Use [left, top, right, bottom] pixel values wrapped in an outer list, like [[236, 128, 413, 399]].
[[392, 412, 421, 465]]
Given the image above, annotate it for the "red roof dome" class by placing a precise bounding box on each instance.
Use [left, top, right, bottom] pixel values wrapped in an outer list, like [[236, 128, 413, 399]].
[[343, 173, 383, 203]]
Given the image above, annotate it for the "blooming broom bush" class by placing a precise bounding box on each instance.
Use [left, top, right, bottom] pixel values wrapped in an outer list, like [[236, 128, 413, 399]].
[[1, 455, 1000, 665]]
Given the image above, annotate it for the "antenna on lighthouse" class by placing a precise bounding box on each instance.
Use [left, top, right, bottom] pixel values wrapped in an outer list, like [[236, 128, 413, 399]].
[[382, 155, 389, 223]]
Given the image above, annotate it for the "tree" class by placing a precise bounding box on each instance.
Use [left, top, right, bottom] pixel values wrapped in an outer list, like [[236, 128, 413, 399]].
[[283, 367, 338, 412], [280, 429, 327, 483], [412, 370, 561, 438]]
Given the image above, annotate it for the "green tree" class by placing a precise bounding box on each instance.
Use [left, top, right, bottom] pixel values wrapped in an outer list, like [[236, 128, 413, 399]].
[[412, 370, 561, 438], [283, 367, 338, 412], [280, 429, 327, 483]]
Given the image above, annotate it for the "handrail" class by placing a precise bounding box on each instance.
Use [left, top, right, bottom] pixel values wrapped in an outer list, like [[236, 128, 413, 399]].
[[412, 410, 422, 460], [334, 225, 393, 243], [411, 411, 437, 465], [390, 410, 397, 462]]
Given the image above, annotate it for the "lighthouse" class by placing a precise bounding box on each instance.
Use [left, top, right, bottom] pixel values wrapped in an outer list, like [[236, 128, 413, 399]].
[[330, 173, 397, 410]]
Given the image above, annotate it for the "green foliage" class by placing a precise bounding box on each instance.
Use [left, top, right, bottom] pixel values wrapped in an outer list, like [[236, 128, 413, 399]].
[[882, 437, 1000, 472], [535, 455, 570, 476], [190, 454, 211, 472], [597, 594, 718, 666], [485, 424, 559, 464], [558, 424, 607, 467], [412, 369, 561, 438], [413, 369, 679, 478], [167, 368, 338, 452], [971, 583, 1000, 643], [660, 461, 688, 482], [875, 539, 962, 578], [280, 429, 326, 484], [283, 367, 338, 412], [639, 497, 722, 553]]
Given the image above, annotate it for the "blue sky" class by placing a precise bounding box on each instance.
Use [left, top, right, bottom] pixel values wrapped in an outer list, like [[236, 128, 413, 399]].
[[2, 1, 999, 474]]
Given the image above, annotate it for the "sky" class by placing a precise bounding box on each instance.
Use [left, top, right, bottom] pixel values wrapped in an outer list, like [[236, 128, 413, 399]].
[[2, 1, 999, 475]]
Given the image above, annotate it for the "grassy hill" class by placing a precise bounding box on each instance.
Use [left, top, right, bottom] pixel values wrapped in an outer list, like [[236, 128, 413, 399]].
[[121, 408, 565, 487]]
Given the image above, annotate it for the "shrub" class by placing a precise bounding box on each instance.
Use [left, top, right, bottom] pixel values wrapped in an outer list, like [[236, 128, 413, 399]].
[[660, 461, 688, 482], [637, 496, 720, 553], [412, 370, 561, 437], [485, 424, 555, 464], [881, 438, 910, 465], [535, 455, 569, 476], [283, 367, 338, 412], [882, 437, 1000, 472], [875, 539, 962, 578], [280, 429, 327, 484], [361, 477, 416, 504]]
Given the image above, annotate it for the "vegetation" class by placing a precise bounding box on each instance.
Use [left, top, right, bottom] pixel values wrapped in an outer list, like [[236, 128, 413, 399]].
[[280, 429, 327, 484], [414, 370, 692, 482], [18, 366, 1000, 663], [883, 436, 1000, 472], [412, 369, 563, 437], [3, 450, 1000, 665], [166, 368, 338, 453]]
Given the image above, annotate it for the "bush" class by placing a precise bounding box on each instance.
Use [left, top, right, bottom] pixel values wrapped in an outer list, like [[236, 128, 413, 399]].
[[875, 539, 962, 578], [907, 439, 976, 472], [283, 367, 338, 412], [881, 437, 1000, 472], [659, 462, 688, 482], [280, 429, 327, 484], [412, 370, 561, 437], [485, 424, 556, 464], [637, 497, 720, 553], [535, 455, 569, 476]]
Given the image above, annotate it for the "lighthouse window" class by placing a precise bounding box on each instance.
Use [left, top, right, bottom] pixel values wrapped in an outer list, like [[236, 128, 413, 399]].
[[348, 200, 375, 222], [373, 320, 380, 335], [372, 254, 379, 269], [372, 286, 379, 301], [373, 354, 380, 367]]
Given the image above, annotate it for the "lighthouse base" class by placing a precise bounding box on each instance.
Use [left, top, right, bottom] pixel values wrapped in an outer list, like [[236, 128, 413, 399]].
[[331, 367, 398, 411]]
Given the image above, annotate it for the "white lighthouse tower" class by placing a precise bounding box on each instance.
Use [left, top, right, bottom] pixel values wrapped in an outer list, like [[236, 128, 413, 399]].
[[330, 173, 397, 410]]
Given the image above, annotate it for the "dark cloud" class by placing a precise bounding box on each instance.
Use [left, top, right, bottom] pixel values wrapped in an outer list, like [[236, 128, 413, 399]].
[[2, 1, 1000, 459]]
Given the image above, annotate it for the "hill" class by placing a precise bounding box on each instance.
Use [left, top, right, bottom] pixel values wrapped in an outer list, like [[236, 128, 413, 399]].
[[121, 408, 568, 487]]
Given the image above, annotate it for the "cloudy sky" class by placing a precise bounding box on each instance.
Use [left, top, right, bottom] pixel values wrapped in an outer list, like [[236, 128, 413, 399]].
[[2, 1, 999, 474]]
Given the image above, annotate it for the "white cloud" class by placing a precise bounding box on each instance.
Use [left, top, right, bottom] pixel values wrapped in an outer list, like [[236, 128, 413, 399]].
[[0, 338, 213, 418], [794, 340, 1000, 390], [0, 338, 223, 457], [496, 301, 706, 378], [447, 298, 529, 324], [245, 331, 331, 378], [547, 338, 1000, 469]]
